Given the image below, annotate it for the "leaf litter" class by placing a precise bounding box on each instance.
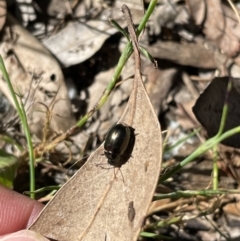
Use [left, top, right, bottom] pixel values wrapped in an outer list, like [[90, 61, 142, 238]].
[[29, 4, 162, 241], [2, 0, 240, 240]]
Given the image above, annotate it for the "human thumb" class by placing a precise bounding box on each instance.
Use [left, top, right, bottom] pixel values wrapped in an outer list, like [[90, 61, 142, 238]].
[[0, 230, 48, 241]]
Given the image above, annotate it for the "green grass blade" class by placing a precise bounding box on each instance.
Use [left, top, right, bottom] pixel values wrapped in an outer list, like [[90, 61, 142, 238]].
[[0, 56, 35, 198]]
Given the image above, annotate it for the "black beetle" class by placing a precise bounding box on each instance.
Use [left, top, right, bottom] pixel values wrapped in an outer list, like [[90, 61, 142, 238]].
[[104, 123, 134, 166]]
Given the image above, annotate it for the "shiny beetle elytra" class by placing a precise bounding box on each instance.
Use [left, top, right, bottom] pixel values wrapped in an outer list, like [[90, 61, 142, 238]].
[[104, 123, 134, 166]]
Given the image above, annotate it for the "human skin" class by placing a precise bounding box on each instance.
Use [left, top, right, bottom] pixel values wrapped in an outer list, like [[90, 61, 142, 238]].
[[0, 185, 46, 241]]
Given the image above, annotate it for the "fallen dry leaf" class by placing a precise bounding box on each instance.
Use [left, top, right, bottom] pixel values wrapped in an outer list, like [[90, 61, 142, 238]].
[[0, 14, 75, 138], [43, 0, 143, 67], [146, 41, 230, 69], [193, 77, 240, 147], [203, 1, 240, 57], [223, 201, 240, 216], [143, 63, 178, 115], [186, 0, 206, 26], [29, 5, 162, 241]]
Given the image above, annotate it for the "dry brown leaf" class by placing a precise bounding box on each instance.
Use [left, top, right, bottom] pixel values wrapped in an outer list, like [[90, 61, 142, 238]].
[[143, 63, 178, 115], [146, 41, 231, 69], [186, 0, 206, 26], [203, 1, 240, 57], [29, 5, 162, 241], [223, 201, 240, 216], [147, 199, 172, 215], [43, 0, 143, 67], [203, 1, 224, 40], [0, 14, 75, 138], [29, 49, 162, 239]]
